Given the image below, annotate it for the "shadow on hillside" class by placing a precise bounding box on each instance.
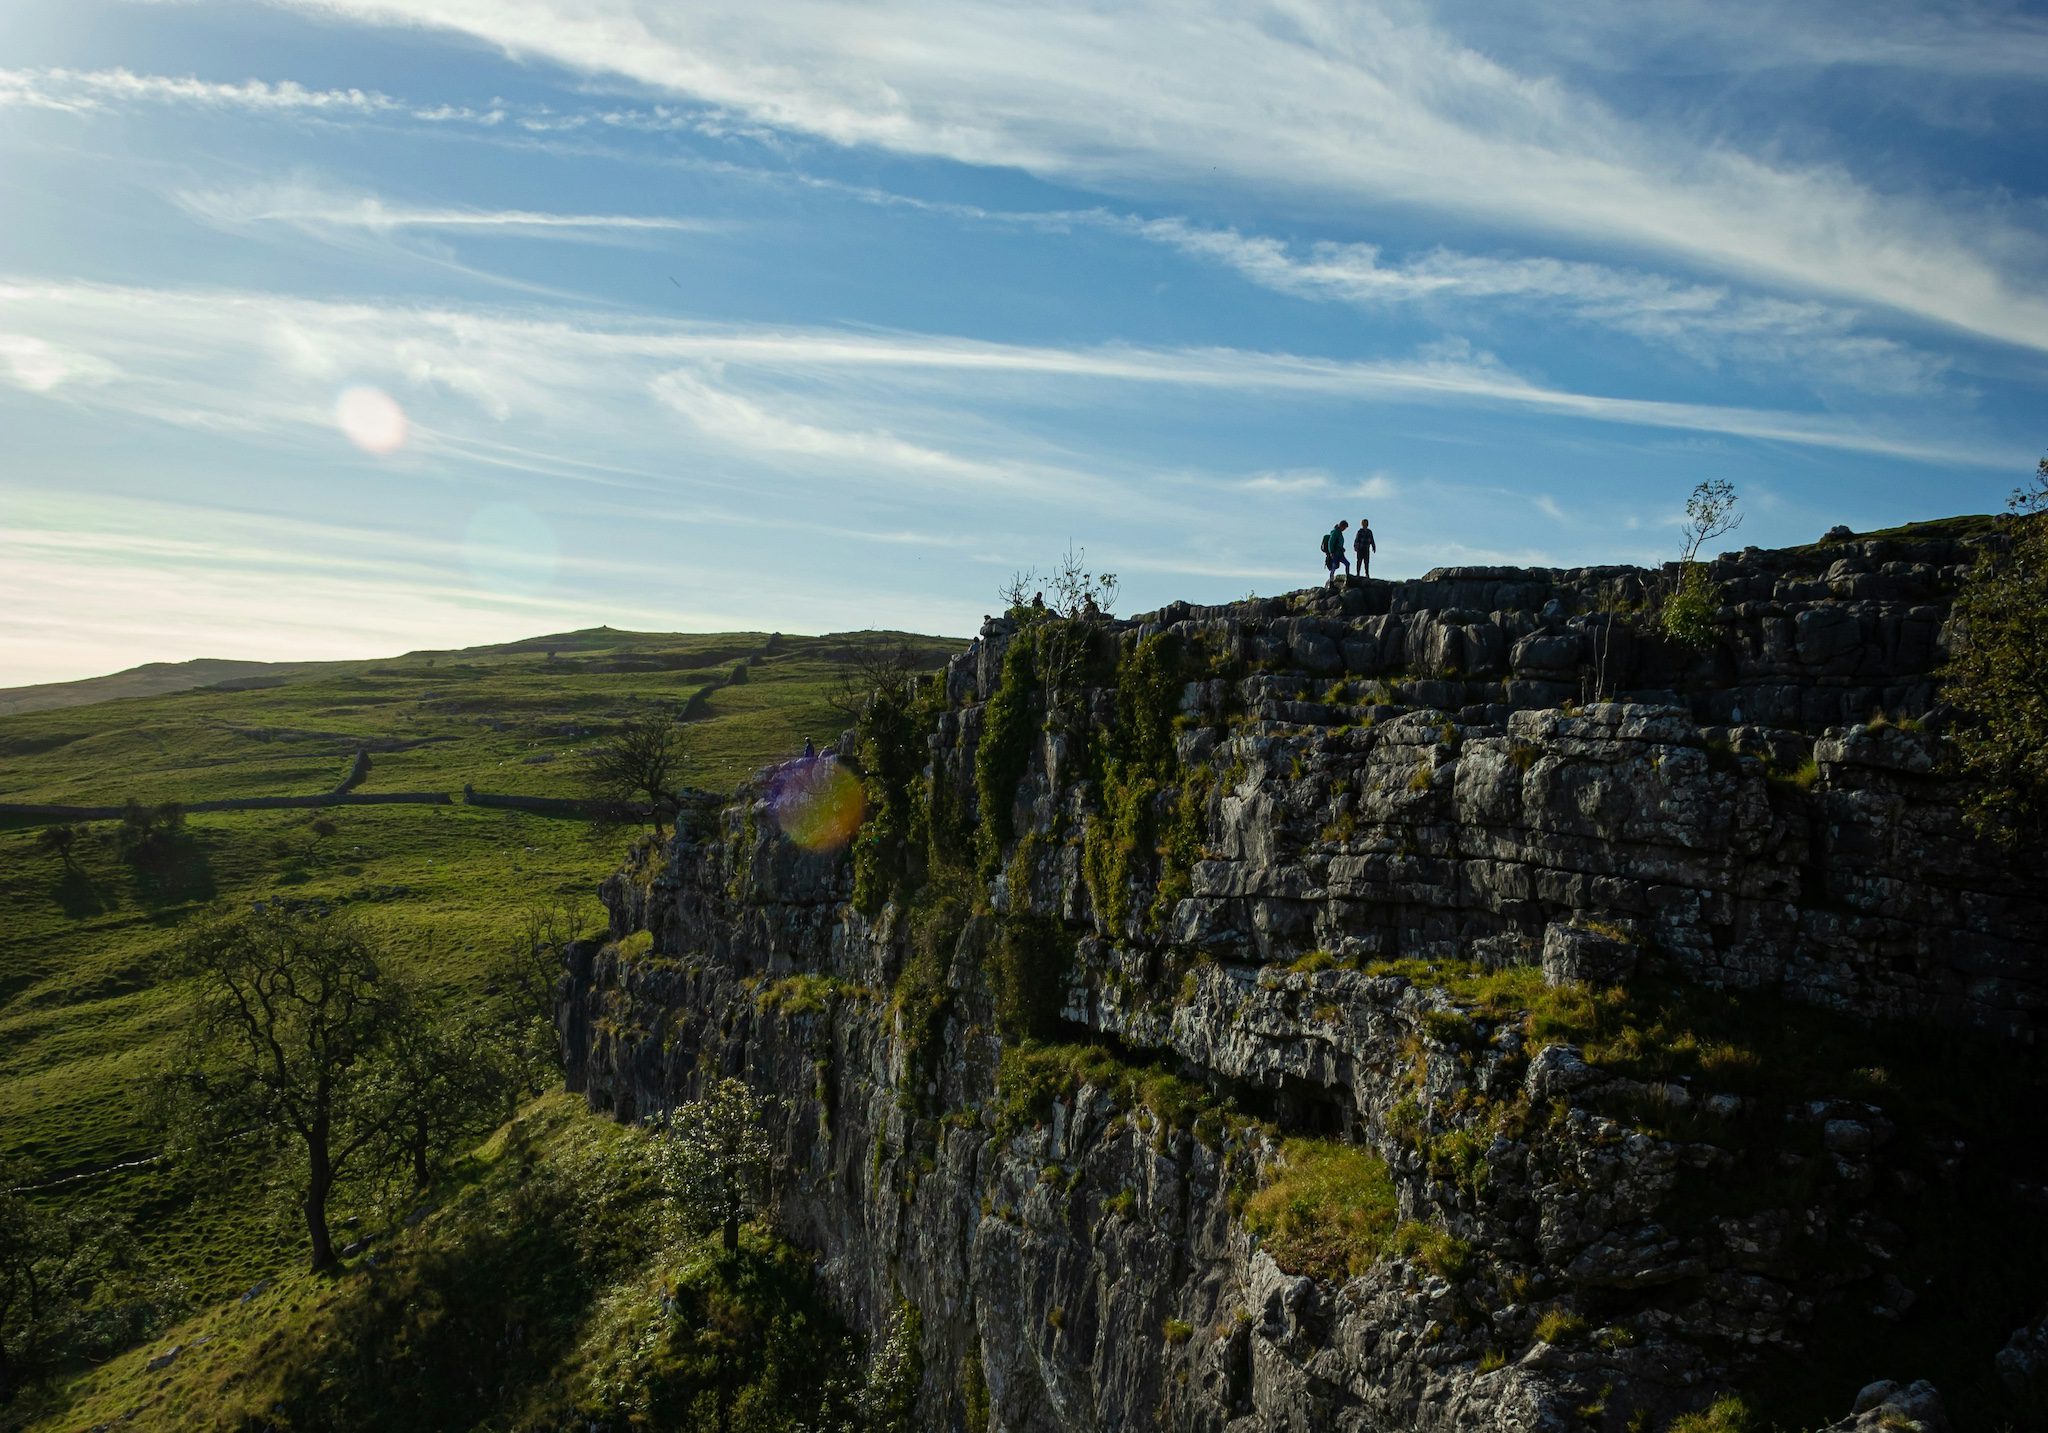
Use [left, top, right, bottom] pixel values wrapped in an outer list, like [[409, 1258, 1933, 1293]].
[[126, 840, 215, 910], [252, 1130, 860, 1432], [258, 1143, 647, 1431], [55, 864, 112, 919]]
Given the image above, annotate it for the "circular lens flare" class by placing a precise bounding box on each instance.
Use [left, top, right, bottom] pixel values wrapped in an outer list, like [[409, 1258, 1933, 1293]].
[[336, 386, 407, 454], [768, 757, 865, 853]]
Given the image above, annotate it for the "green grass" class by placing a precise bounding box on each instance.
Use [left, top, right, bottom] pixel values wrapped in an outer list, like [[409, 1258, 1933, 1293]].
[[994, 1040, 1217, 1137], [0, 627, 959, 807], [0, 626, 959, 1386], [1241, 1137, 1398, 1283], [1531, 1309, 1588, 1346], [1787, 512, 2002, 553], [1665, 1395, 1755, 1433], [17, 1094, 859, 1433]]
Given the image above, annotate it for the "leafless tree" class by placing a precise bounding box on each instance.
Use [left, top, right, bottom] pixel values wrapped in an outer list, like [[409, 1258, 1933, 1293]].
[[579, 709, 690, 834], [1679, 479, 1744, 562], [825, 642, 925, 728], [162, 908, 413, 1274], [33, 825, 77, 872], [1049, 542, 1118, 618]]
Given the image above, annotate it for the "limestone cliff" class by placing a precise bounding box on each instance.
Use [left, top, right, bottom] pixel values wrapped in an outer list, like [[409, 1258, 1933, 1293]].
[[560, 532, 2047, 1432]]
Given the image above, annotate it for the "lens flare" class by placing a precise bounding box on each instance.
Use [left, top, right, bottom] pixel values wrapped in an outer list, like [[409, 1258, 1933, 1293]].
[[335, 386, 407, 454], [767, 757, 865, 853]]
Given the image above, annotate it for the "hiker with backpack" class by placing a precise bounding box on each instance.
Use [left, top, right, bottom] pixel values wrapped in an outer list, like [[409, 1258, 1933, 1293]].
[[1320, 520, 1352, 583], [1353, 518, 1377, 579]]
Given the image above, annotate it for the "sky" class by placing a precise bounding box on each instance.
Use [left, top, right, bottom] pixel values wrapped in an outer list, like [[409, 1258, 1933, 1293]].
[[2, 2, 2046, 686]]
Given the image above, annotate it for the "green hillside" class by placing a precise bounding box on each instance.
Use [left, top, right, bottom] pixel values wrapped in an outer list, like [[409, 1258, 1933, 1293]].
[[18, 1095, 866, 1433], [0, 626, 960, 1428], [0, 660, 326, 720]]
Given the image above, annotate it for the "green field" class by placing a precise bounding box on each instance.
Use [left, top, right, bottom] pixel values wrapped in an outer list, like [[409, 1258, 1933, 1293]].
[[0, 625, 959, 1425]]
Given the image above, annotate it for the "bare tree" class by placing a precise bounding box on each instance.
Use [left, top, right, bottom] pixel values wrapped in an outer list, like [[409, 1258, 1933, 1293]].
[[1679, 479, 1743, 562], [162, 908, 413, 1274], [1048, 542, 1118, 618], [495, 901, 582, 1031], [368, 1001, 517, 1195], [1664, 480, 1743, 650], [579, 709, 691, 834], [998, 544, 1118, 622], [998, 570, 1034, 614], [33, 826, 77, 872], [825, 642, 925, 728], [160, 907, 520, 1273]]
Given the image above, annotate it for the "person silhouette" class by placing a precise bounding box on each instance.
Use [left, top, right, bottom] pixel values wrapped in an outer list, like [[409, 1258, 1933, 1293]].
[[1321, 519, 1351, 584], [1353, 518, 1377, 579]]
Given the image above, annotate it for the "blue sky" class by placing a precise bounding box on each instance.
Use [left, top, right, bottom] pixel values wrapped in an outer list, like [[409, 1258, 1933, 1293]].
[[3, 1, 2045, 685]]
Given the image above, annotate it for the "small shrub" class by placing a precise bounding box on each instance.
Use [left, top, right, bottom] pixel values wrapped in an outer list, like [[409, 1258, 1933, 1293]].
[[756, 972, 853, 1017], [1667, 1395, 1756, 1433], [1662, 563, 1722, 650], [1406, 758, 1433, 794], [1288, 949, 1342, 975], [1242, 1138, 1398, 1283], [995, 1042, 1214, 1136], [1763, 755, 1819, 791], [1476, 1348, 1506, 1373], [1420, 1008, 1478, 1048], [1425, 1126, 1491, 1194], [1162, 1317, 1193, 1345], [615, 929, 654, 959], [1532, 1309, 1588, 1345], [1938, 461, 2048, 840], [1392, 1221, 1472, 1281], [1046, 1306, 1066, 1331], [118, 798, 186, 869]]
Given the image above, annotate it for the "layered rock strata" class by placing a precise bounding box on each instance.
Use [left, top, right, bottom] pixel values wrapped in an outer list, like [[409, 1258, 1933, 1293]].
[[562, 534, 2045, 1432]]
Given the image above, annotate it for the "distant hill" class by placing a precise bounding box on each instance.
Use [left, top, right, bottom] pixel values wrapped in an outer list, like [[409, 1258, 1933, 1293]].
[[0, 658, 325, 717], [0, 625, 965, 719]]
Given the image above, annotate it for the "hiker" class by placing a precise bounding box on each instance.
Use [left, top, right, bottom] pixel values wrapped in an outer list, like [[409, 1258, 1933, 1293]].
[[1031, 590, 1047, 614], [802, 737, 817, 760], [1080, 593, 1101, 620], [1320, 519, 1351, 583], [1353, 518, 1377, 579]]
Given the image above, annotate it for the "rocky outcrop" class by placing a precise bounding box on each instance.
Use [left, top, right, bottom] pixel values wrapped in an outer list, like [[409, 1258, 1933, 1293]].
[[560, 534, 2046, 1431]]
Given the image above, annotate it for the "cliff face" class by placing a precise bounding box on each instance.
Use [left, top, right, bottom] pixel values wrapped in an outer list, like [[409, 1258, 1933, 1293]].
[[560, 534, 2047, 1432]]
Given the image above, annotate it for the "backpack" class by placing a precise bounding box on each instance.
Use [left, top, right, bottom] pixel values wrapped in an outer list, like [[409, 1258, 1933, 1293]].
[[1319, 530, 1338, 558]]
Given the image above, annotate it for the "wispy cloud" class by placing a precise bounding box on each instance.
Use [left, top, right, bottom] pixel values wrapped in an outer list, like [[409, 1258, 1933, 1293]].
[[1475, 1, 2048, 84], [1124, 218, 1952, 394], [0, 65, 739, 138], [0, 66, 398, 115], [177, 179, 720, 239], [650, 367, 1033, 491], [242, 0, 2048, 354], [0, 276, 2015, 469], [3, 59, 1999, 390], [1245, 470, 1330, 494]]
